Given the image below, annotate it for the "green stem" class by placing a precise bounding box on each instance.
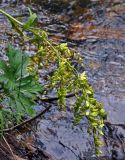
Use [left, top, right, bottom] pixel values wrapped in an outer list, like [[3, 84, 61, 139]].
[[0, 9, 23, 26]]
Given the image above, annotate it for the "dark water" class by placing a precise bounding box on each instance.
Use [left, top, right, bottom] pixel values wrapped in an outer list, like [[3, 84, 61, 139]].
[[1, 0, 125, 159]]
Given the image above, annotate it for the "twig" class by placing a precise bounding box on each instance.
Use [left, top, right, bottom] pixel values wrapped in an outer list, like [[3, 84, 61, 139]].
[[59, 141, 82, 160], [2, 135, 16, 160], [40, 91, 81, 102], [3, 105, 52, 132]]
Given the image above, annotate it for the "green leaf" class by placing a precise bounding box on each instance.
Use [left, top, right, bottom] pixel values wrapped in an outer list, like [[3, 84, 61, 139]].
[[23, 8, 37, 30], [0, 45, 42, 125], [0, 60, 8, 73], [15, 99, 24, 122], [6, 45, 29, 77]]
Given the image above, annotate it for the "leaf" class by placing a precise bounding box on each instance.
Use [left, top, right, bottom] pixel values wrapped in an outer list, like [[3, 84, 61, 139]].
[[16, 93, 36, 117], [15, 99, 24, 123], [0, 45, 42, 124], [6, 45, 29, 77], [23, 8, 37, 30], [26, 107, 36, 117], [0, 60, 8, 73], [20, 81, 42, 94]]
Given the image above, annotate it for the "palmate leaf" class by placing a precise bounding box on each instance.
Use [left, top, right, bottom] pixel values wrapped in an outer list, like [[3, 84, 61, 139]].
[[17, 94, 36, 116], [0, 46, 29, 91], [15, 75, 42, 98], [20, 83, 42, 98], [0, 45, 43, 126], [6, 45, 30, 77]]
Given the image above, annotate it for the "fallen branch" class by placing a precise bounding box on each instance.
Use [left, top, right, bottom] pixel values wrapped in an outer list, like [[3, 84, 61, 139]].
[[3, 105, 52, 132]]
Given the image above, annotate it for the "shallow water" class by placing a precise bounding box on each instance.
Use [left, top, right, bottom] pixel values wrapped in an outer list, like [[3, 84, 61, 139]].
[[0, 0, 125, 159]]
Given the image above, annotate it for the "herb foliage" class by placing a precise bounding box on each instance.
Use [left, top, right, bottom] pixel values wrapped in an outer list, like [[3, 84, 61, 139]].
[[0, 45, 42, 129]]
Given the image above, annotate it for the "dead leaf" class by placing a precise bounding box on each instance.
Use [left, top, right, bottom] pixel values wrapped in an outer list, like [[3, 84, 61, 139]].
[[22, 137, 36, 153]]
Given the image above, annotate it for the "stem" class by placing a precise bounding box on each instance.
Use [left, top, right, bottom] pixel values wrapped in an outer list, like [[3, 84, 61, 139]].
[[0, 9, 23, 26], [2, 135, 16, 160]]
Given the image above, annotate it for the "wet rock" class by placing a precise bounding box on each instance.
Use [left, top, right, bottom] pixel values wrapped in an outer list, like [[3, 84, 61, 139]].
[[0, 0, 125, 159], [103, 123, 125, 160], [35, 106, 95, 160]]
